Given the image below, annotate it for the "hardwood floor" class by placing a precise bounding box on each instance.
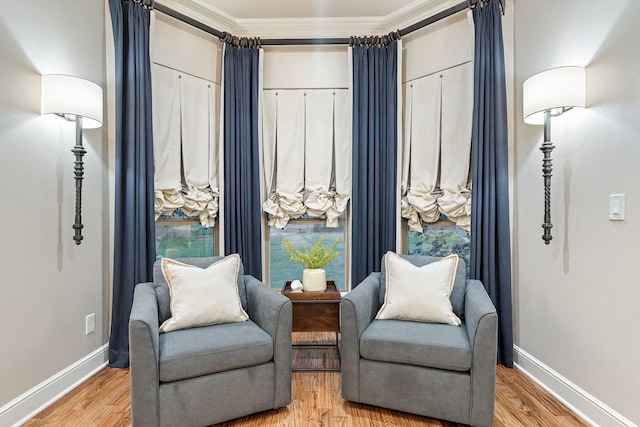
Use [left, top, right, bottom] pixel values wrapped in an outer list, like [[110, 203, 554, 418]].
[[24, 333, 588, 427]]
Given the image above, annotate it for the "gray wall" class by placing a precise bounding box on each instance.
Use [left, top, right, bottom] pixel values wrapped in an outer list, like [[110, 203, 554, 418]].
[[513, 0, 640, 424], [0, 0, 109, 420]]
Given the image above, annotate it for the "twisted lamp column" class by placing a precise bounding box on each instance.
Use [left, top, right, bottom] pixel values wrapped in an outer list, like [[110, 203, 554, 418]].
[[540, 110, 554, 245], [72, 116, 85, 245]]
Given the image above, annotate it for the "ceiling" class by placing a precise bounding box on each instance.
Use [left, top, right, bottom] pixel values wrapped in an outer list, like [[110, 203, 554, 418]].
[[160, 0, 462, 38], [198, 0, 424, 20]]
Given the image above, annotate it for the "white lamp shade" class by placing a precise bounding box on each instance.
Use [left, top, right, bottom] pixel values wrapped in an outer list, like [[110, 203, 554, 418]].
[[523, 66, 586, 125], [42, 74, 103, 129]]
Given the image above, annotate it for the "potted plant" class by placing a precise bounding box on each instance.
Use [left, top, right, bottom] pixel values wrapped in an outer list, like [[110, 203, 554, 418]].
[[283, 235, 341, 292]]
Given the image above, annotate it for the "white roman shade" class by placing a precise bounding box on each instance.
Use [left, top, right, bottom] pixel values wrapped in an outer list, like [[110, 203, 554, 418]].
[[262, 89, 351, 228], [401, 62, 473, 232], [152, 64, 220, 227]]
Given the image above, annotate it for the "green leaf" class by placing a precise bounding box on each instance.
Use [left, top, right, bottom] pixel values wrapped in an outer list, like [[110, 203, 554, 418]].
[[282, 235, 342, 269]]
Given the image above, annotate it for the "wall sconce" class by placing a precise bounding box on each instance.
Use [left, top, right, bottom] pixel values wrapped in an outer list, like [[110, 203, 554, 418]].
[[42, 74, 103, 245], [523, 66, 586, 245]]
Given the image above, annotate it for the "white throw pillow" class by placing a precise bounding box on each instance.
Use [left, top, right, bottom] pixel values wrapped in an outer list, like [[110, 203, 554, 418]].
[[376, 252, 461, 326], [159, 254, 249, 333]]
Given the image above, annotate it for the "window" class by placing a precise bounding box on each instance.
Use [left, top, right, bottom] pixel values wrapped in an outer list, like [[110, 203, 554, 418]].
[[268, 220, 346, 291], [262, 88, 351, 291], [151, 64, 219, 261], [401, 63, 473, 277], [155, 209, 215, 260], [406, 219, 471, 278]]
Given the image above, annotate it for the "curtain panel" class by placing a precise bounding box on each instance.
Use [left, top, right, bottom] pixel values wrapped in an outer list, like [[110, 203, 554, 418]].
[[401, 62, 473, 232], [152, 64, 220, 227], [262, 89, 351, 228], [351, 40, 400, 286], [108, 0, 155, 368], [471, 0, 513, 367], [222, 43, 263, 279]]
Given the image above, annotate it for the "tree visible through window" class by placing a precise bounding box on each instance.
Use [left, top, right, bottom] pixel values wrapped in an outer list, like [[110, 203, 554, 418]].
[[155, 209, 214, 260], [407, 222, 470, 278]]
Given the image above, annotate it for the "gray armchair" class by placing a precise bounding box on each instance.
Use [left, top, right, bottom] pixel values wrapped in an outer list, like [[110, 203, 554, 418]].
[[128, 257, 292, 427], [341, 254, 498, 427]]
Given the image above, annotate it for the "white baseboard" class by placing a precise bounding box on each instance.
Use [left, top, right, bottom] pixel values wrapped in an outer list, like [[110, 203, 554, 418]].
[[0, 344, 109, 427], [514, 345, 636, 427]]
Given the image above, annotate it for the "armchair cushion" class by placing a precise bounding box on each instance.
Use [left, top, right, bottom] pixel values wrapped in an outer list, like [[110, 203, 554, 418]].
[[360, 319, 472, 371], [376, 252, 461, 325], [380, 253, 466, 319], [154, 256, 248, 325], [159, 255, 249, 333], [159, 320, 273, 383]]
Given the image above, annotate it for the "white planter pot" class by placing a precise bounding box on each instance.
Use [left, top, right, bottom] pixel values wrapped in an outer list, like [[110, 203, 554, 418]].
[[302, 268, 327, 292]]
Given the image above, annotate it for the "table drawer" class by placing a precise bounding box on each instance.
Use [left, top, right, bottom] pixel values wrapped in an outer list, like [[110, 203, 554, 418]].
[[291, 302, 340, 332]]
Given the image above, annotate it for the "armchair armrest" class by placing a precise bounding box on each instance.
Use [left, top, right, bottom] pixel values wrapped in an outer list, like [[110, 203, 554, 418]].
[[464, 280, 497, 350], [340, 272, 381, 401], [464, 279, 498, 427], [244, 275, 292, 408], [129, 282, 160, 427], [244, 275, 291, 341]]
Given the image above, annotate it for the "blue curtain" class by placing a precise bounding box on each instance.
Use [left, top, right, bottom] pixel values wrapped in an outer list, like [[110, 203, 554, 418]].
[[351, 41, 398, 286], [470, 0, 513, 367], [108, 0, 155, 368], [222, 44, 263, 279]]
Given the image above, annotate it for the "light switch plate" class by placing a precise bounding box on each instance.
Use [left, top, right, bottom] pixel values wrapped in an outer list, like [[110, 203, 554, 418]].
[[609, 194, 625, 221]]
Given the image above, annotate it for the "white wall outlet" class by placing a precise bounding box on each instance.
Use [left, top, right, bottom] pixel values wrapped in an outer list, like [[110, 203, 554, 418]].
[[85, 313, 96, 335], [609, 194, 625, 221]]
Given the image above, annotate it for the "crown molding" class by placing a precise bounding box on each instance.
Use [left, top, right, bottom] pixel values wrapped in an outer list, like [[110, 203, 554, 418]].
[[155, 0, 467, 40], [156, 0, 235, 35], [384, 0, 466, 33], [234, 17, 386, 39]]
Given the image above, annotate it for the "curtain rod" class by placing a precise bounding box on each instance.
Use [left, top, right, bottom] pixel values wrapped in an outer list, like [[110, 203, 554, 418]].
[[154, 0, 499, 46], [155, 3, 226, 39]]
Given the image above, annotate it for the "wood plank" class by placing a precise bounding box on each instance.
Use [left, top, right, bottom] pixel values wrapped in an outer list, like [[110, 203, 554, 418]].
[[23, 333, 589, 427]]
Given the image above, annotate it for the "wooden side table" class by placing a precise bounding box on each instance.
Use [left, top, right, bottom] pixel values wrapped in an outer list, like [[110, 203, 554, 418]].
[[281, 281, 341, 371]]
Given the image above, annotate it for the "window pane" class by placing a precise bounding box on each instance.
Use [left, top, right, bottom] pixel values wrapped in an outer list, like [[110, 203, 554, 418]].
[[408, 224, 471, 277], [155, 223, 214, 260], [270, 222, 345, 291]]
